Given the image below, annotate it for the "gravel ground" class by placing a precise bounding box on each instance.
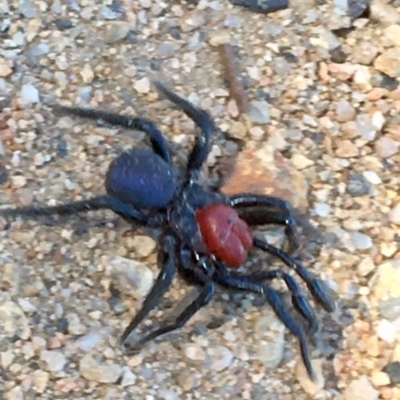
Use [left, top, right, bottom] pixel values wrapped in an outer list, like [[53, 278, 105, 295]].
[[1, 0, 400, 399]]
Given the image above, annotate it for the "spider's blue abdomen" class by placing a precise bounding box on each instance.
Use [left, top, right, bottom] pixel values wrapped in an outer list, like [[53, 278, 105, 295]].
[[105, 148, 177, 209]]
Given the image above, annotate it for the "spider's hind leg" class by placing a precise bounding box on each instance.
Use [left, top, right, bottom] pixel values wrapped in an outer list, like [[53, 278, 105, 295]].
[[120, 233, 178, 348], [122, 244, 216, 351], [0, 195, 159, 227]]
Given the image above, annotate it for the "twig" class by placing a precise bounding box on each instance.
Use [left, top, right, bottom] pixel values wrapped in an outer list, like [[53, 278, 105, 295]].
[[217, 43, 250, 115]]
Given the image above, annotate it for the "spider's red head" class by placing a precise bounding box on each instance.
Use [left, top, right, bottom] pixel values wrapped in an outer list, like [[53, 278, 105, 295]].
[[195, 203, 253, 268]]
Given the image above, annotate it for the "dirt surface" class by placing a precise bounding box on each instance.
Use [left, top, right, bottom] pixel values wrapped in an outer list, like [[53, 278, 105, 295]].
[[1, 1, 400, 399]]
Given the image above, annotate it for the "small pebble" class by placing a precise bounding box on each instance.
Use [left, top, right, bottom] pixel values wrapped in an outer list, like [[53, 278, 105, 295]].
[[66, 313, 86, 335], [355, 114, 376, 141], [335, 99, 355, 122], [350, 232, 373, 250], [363, 171, 381, 185], [105, 21, 130, 43], [389, 203, 400, 225], [76, 330, 108, 351], [291, 154, 314, 170], [208, 345, 233, 372], [358, 257, 375, 277], [376, 319, 396, 344], [40, 350, 67, 373], [370, 371, 390, 387], [346, 172, 371, 196], [375, 137, 399, 158], [0, 57, 12, 77], [134, 77, 151, 94], [255, 315, 285, 369], [374, 48, 400, 78], [20, 84, 40, 104], [248, 101, 270, 124], [0, 301, 31, 340], [126, 235, 156, 257], [314, 203, 331, 217], [79, 354, 123, 383], [108, 255, 154, 297], [6, 386, 24, 400], [383, 361, 400, 385], [32, 370, 49, 393], [182, 343, 206, 364], [384, 25, 400, 47], [120, 367, 137, 387], [344, 376, 379, 400]]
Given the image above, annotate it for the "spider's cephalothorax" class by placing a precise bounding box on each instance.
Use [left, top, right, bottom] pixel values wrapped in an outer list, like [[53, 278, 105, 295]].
[[0, 81, 335, 381]]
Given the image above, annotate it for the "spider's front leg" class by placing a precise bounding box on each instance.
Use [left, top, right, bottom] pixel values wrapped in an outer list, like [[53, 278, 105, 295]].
[[0, 195, 161, 227], [213, 265, 316, 381], [229, 193, 299, 252], [254, 237, 335, 313], [239, 269, 319, 334]]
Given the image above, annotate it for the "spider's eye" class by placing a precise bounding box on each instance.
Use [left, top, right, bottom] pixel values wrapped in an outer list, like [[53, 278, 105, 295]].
[[105, 148, 177, 209]]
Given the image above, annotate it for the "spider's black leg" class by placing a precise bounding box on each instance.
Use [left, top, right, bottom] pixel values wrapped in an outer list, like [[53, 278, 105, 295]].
[[212, 267, 316, 381], [243, 269, 319, 334], [126, 251, 215, 350], [253, 237, 335, 313], [153, 80, 215, 174], [0, 195, 162, 227], [54, 105, 172, 164], [120, 233, 178, 347], [229, 194, 299, 252], [131, 281, 215, 350]]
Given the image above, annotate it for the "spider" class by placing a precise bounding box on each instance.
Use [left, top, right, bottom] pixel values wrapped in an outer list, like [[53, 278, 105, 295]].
[[0, 81, 334, 380]]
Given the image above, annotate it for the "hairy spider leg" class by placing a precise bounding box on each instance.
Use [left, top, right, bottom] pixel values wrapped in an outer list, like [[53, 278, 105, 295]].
[[229, 193, 299, 252], [152, 80, 215, 173], [120, 233, 178, 347], [253, 238, 335, 313], [212, 265, 316, 381], [54, 105, 172, 164], [236, 269, 319, 334], [129, 247, 217, 350], [130, 280, 215, 351], [0, 194, 161, 226]]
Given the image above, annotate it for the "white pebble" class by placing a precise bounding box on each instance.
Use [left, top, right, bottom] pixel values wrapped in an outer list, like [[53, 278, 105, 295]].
[[291, 154, 314, 170], [389, 203, 400, 225], [134, 77, 151, 94], [108, 255, 154, 297], [350, 231, 373, 250], [20, 84, 40, 103], [77, 330, 106, 351], [11, 175, 27, 188], [209, 346, 233, 372], [17, 298, 37, 313], [376, 319, 397, 344], [362, 171, 381, 185], [357, 257, 375, 277], [314, 202, 331, 217], [183, 343, 206, 363], [121, 367, 137, 387], [371, 111, 386, 131], [40, 350, 67, 373]]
